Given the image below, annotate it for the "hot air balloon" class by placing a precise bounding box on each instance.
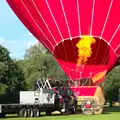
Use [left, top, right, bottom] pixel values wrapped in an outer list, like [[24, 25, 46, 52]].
[[6, 0, 120, 85], [6, 0, 120, 114]]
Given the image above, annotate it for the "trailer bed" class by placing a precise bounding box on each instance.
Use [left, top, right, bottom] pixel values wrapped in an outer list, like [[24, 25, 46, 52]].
[[0, 103, 55, 114]]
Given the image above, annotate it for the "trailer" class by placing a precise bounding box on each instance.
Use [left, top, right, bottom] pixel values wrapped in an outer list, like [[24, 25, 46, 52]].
[[0, 79, 64, 118], [0, 78, 105, 118]]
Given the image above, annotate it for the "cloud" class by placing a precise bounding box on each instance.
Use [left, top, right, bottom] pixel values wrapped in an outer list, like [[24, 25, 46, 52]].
[[24, 32, 33, 37], [0, 36, 38, 59], [0, 1, 39, 59], [24, 32, 39, 47], [10, 52, 25, 59], [0, 38, 17, 44], [23, 32, 39, 47], [0, 38, 5, 44], [24, 39, 38, 48]]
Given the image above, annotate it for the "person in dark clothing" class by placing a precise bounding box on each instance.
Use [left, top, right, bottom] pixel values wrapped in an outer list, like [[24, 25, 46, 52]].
[[118, 88, 120, 106]]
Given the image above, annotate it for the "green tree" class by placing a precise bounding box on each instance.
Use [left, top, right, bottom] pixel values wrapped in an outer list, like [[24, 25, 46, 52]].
[[24, 43, 49, 59], [0, 45, 26, 103], [103, 66, 120, 106], [23, 43, 67, 90]]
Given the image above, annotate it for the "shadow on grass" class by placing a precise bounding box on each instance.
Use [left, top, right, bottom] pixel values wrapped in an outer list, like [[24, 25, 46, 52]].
[[3, 113, 62, 119], [3, 107, 120, 118], [0, 114, 18, 119], [41, 113, 62, 117], [4, 113, 77, 119], [102, 106, 120, 114], [5, 116, 18, 119]]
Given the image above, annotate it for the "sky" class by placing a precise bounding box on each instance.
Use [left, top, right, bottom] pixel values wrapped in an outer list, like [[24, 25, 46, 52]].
[[0, 0, 38, 59]]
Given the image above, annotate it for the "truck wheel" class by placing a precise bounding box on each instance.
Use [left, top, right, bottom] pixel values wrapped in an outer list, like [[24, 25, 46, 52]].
[[27, 108, 33, 117], [33, 108, 40, 117], [19, 108, 27, 117], [46, 111, 52, 115]]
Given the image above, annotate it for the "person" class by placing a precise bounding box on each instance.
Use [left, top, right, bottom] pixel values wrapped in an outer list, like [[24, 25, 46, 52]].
[[118, 88, 120, 106]]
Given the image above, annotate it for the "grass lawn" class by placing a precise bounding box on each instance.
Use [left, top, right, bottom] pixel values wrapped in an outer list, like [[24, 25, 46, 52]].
[[2, 107, 120, 120]]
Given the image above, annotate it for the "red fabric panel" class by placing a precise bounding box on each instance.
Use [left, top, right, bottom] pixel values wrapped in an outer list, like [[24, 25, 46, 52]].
[[71, 86, 97, 96], [6, 0, 120, 85]]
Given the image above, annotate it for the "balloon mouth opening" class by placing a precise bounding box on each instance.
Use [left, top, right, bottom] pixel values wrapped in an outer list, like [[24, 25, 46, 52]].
[[54, 36, 110, 66], [54, 36, 109, 84]]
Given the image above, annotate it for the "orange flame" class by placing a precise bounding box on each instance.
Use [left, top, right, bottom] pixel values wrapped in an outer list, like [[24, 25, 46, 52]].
[[76, 36, 96, 66], [92, 71, 107, 83]]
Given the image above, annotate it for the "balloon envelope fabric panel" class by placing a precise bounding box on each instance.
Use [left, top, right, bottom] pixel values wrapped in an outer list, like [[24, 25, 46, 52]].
[[6, 0, 120, 85]]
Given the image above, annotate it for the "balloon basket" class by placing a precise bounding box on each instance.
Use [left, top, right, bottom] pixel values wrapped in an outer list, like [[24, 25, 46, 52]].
[[71, 86, 105, 115]]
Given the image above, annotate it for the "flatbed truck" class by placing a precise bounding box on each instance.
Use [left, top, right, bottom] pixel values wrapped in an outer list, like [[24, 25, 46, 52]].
[[0, 79, 63, 118]]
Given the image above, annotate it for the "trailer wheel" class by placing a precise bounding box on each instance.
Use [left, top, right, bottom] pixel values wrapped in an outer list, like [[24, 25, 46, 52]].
[[19, 108, 27, 117], [33, 108, 40, 117], [81, 99, 95, 115], [27, 108, 33, 117]]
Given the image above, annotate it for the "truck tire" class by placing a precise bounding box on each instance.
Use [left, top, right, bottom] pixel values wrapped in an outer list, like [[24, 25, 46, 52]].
[[18, 108, 27, 117], [33, 108, 40, 117], [27, 108, 33, 117]]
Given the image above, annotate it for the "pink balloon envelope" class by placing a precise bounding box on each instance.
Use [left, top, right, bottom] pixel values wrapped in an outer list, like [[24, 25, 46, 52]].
[[6, 0, 120, 85]]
